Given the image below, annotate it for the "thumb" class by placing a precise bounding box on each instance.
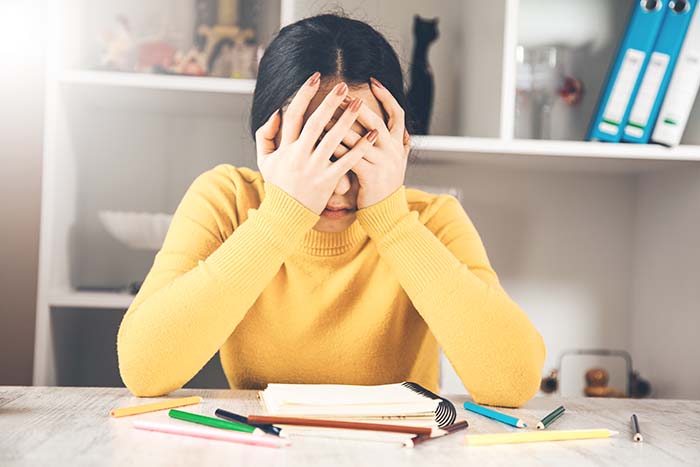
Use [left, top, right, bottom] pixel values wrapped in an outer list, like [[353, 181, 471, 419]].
[[255, 109, 281, 162]]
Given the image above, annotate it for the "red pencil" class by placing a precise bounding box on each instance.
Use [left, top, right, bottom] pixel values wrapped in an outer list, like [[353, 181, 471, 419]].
[[247, 415, 438, 436], [404, 420, 469, 448]]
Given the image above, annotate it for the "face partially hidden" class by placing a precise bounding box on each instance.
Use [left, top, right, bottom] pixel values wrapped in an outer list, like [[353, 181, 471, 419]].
[[275, 77, 387, 233]]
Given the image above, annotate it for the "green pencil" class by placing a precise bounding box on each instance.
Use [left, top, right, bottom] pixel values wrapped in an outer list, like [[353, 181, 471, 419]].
[[169, 409, 263, 434], [536, 405, 565, 430]]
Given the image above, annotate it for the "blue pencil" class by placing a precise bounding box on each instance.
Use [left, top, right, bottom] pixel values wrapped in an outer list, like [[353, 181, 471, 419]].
[[463, 401, 527, 428]]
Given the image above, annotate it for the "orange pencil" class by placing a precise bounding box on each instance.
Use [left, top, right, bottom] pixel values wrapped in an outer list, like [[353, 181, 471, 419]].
[[110, 396, 203, 418]]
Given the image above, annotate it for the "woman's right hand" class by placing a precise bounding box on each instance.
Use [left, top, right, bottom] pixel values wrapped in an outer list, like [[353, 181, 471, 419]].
[[255, 72, 379, 215]]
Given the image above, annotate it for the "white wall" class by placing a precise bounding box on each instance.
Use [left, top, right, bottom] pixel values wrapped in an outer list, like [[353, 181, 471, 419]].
[[630, 166, 700, 400], [405, 161, 637, 395], [0, 0, 46, 385]]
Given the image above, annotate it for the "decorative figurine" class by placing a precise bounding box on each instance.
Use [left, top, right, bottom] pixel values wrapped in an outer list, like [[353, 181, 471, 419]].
[[407, 15, 439, 135]]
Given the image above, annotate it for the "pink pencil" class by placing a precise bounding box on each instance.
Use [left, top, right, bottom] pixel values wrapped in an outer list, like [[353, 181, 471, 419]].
[[133, 420, 291, 448]]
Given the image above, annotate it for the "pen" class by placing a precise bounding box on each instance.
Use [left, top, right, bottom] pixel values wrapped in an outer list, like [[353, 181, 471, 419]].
[[215, 408, 282, 437], [631, 414, 643, 442], [536, 405, 565, 430], [169, 409, 265, 435]]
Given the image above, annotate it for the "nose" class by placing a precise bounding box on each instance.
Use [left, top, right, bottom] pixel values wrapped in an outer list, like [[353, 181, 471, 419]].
[[333, 172, 351, 195]]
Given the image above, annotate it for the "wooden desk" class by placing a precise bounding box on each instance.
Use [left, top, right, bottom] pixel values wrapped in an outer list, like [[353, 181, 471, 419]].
[[1, 387, 699, 466]]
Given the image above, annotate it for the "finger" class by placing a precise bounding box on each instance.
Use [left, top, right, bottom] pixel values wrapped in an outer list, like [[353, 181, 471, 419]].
[[255, 109, 280, 163], [280, 71, 321, 146], [339, 98, 392, 146], [351, 157, 375, 179], [313, 97, 363, 161], [331, 143, 351, 159], [370, 77, 406, 143], [297, 81, 349, 149], [324, 112, 384, 164], [328, 129, 378, 177]]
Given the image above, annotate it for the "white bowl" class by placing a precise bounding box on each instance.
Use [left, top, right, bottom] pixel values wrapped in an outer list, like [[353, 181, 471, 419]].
[[98, 210, 173, 251]]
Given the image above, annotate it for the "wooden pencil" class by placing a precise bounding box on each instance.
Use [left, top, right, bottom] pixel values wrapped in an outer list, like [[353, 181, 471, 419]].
[[465, 429, 618, 446], [404, 420, 469, 448], [110, 396, 203, 418], [247, 415, 437, 436]]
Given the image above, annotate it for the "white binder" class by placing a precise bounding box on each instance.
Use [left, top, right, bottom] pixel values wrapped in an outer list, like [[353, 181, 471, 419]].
[[651, 5, 700, 146]]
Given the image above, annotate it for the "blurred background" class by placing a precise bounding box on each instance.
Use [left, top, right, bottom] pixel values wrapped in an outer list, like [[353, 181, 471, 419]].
[[1, 0, 699, 401]]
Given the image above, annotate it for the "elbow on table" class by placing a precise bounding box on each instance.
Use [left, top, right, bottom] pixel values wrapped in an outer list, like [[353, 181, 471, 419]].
[[117, 331, 181, 398], [119, 366, 172, 398], [471, 337, 546, 408], [471, 359, 543, 408]]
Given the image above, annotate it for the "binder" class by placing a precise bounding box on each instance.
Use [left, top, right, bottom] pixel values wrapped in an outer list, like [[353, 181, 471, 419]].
[[623, 0, 696, 143], [652, 3, 700, 146], [587, 1, 667, 142]]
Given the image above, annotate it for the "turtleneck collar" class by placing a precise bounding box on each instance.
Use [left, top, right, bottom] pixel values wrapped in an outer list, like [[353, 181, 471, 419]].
[[299, 218, 368, 256]]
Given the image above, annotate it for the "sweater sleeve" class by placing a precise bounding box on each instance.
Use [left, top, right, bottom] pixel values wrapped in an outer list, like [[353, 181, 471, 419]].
[[117, 167, 320, 397], [355, 186, 546, 408]]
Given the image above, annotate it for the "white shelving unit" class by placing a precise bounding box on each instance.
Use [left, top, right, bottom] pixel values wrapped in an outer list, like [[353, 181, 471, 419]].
[[34, 0, 700, 399]]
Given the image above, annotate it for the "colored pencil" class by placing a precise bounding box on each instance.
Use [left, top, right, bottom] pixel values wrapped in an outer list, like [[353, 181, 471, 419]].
[[247, 415, 439, 436], [463, 401, 527, 428], [110, 396, 202, 418], [404, 420, 469, 448], [465, 429, 618, 446], [215, 408, 282, 437], [536, 405, 566, 430], [631, 414, 643, 442], [169, 409, 264, 434], [133, 420, 290, 448]]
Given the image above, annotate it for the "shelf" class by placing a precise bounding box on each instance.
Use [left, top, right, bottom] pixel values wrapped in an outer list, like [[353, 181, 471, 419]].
[[411, 136, 700, 174], [48, 289, 134, 309], [58, 70, 256, 94]]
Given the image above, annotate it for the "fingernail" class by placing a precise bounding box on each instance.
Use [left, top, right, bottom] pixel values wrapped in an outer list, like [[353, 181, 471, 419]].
[[342, 95, 352, 104], [350, 97, 362, 112], [370, 77, 384, 89], [367, 129, 378, 143], [335, 82, 348, 95], [308, 71, 320, 86]]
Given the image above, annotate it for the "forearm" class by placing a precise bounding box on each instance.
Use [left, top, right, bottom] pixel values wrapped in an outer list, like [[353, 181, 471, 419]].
[[117, 183, 319, 396], [357, 187, 545, 407]]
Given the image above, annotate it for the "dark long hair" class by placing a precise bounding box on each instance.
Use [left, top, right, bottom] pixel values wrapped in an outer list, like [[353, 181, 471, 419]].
[[250, 13, 413, 140]]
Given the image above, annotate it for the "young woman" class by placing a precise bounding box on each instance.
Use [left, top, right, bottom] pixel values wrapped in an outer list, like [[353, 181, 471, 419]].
[[117, 13, 545, 408]]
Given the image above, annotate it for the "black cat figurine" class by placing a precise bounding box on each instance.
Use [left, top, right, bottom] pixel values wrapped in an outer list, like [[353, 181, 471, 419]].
[[407, 15, 439, 135]]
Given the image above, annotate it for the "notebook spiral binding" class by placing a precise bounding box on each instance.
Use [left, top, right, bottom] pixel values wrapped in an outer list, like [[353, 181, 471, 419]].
[[401, 381, 457, 428]]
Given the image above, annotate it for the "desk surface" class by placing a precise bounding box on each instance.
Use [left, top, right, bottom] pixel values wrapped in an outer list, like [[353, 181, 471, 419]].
[[1, 386, 699, 466]]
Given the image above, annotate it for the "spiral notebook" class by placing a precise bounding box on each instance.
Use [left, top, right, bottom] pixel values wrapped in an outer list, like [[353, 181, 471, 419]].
[[258, 381, 456, 429]]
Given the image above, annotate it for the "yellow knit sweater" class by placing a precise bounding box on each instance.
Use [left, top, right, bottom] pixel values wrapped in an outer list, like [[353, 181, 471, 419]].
[[117, 164, 545, 407]]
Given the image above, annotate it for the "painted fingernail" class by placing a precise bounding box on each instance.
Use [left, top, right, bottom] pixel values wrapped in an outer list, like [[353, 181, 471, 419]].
[[370, 77, 384, 89], [350, 97, 363, 112], [367, 129, 379, 143], [335, 82, 348, 95], [342, 95, 352, 104], [308, 71, 321, 86]]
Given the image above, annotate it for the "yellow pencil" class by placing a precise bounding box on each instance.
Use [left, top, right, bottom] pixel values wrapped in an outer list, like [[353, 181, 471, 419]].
[[465, 429, 618, 446], [110, 396, 203, 418]]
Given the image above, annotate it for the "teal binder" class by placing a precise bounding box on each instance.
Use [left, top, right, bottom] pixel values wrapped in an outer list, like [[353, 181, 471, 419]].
[[587, 1, 667, 142], [622, 0, 696, 143]]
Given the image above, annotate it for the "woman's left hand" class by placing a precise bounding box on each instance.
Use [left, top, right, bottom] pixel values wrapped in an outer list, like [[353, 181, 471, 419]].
[[336, 77, 411, 209]]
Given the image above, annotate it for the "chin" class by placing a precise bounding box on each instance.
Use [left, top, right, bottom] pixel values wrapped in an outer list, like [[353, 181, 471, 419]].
[[314, 213, 357, 232]]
